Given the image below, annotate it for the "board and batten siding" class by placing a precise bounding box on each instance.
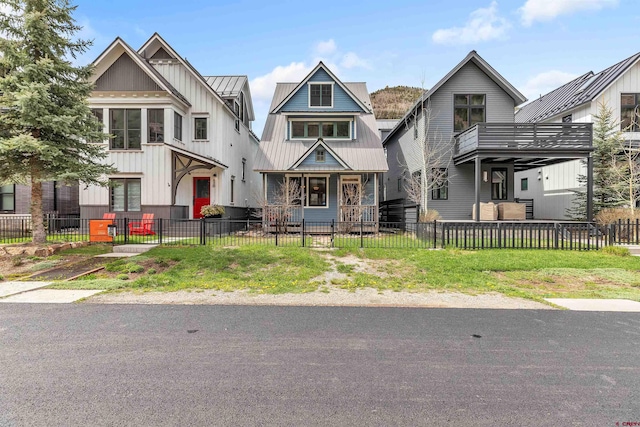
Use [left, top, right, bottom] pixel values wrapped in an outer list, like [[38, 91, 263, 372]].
[[280, 69, 364, 113], [95, 53, 163, 92], [387, 61, 517, 219]]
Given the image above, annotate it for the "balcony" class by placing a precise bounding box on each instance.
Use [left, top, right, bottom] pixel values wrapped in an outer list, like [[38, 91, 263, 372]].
[[454, 123, 593, 170]]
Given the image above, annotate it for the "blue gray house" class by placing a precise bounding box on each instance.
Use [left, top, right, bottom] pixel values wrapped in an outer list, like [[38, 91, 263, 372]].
[[254, 62, 388, 225], [382, 51, 594, 221]]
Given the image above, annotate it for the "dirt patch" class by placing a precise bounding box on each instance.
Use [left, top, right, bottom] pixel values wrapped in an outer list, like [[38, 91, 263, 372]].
[[29, 258, 111, 281]]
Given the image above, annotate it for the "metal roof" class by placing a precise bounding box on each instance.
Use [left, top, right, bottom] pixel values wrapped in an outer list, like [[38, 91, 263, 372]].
[[376, 119, 399, 131], [516, 51, 640, 123], [204, 76, 247, 98], [254, 82, 388, 172]]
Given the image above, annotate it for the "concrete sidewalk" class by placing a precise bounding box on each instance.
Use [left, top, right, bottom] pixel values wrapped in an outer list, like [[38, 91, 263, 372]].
[[0, 281, 51, 298], [0, 281, 102, 303], [545, 298, 640, 312]]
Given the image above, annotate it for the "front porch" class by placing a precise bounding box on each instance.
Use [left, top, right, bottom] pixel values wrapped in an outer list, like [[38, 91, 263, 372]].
[[454, 122, 594, 221]]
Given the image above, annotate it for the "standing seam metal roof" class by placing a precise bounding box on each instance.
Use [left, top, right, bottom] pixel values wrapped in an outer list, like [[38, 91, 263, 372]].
[[204, 76, 248, 98], [516, 51, 640, 123]]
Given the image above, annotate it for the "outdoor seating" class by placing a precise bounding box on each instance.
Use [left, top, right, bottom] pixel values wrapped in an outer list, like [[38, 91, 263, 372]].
[[128, 213, 156, 235], [102, 213, 116, 221]]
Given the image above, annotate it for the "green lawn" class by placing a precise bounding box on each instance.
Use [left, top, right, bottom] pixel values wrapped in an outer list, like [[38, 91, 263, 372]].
[[49, 245, 640, 302]]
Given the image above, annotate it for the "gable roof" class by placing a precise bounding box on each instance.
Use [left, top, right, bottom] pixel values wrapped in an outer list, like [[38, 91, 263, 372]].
[[137, 33, 239, 119], [516, 51, 640, 123], [91, 37, 191, 107], [290, 140, 350, 170], [270, 62, 372, 114], [204, 75, 255, 121], [254, 82, 387, 172], [382, 50, 527, 145]]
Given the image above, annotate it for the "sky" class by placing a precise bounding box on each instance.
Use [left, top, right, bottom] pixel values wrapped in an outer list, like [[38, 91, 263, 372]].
[[63, 0, 640, 135]]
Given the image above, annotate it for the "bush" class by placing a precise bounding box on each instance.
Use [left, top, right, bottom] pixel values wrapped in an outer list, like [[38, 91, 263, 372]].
[[116, 274, 129, 281], [419, 210, 441, 222], [600, 246, 631, 257], [200, 204, 225, 217], [147, 268, 157, 275], [595, 208, 640, 225]]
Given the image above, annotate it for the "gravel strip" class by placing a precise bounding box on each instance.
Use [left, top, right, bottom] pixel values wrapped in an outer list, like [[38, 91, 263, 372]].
[[86, 288, 553, 309]]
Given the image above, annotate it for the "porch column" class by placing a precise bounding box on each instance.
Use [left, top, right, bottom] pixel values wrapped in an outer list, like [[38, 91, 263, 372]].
[[586, 155, 594, 222], [474, 157, 481, 222]]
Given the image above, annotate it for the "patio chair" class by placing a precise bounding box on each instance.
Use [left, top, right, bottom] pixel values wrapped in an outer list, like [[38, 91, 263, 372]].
[[102, 213, 116, 221], [128, 213, 156, 236]]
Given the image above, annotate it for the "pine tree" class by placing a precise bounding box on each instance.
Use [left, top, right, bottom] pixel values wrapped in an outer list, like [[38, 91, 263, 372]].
[[566, 103, 624, 220], [0, 0, 115, 243]]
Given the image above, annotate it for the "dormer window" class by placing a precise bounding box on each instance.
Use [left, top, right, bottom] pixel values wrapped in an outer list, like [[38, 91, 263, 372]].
[[316, 149, 325, 163], [290, 120, 352, 139], [309, 83, 333, 107]]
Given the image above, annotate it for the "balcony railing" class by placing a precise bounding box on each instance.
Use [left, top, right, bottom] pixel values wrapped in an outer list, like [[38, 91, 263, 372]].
[[454, 123, 593, 156]]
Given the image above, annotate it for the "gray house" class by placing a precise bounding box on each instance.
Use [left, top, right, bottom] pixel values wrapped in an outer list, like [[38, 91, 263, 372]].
[[382, 51, 594, 221]]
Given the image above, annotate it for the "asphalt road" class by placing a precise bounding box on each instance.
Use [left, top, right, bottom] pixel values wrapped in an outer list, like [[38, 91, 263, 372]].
[[0, 305, 638, 426]]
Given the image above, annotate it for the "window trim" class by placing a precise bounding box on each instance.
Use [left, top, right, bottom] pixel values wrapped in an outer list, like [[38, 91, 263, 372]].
[[173, 111, 183, 142], [453, 93, 486, 132], [90, 108, 105, 144], [0, 184, 16, 212], [109, 178, 141, 212], [193, 116, 208, 141], [109, 109, 142, 150], [308, 82, 334, 108], [431, 168, 448, 201], [242, 158, 246, 182], [621, 93, 640, 132], [288, 118, 353, 140], [147, 108, 164, 144], [315, 148, 326, 163], [491, 168, 508, 201], [520, 177, 528, 191]]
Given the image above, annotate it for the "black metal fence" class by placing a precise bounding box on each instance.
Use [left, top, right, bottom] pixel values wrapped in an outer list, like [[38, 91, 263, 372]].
[[3, 216, 636, 250]]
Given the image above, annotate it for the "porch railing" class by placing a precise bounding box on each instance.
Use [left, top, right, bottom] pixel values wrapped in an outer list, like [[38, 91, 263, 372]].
[[340, 205, 377, 222]]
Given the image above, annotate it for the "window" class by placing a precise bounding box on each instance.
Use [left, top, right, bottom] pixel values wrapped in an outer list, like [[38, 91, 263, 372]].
[[230, 176, 235, 204], [414, 123, 418, 139], [621, 94, 640, 131], [521, 178, 528, 191], [308, 177, 327, 207], [315, 148, 325, 163], [174, 112, 182, 141], [309, 83, 332, 107], [194, 117, 207, 140], [239, 92, 245, 125], [234, 101, 240, 132], [562, 114, 572, 123], [0, 184, 15, 211], [110, 109, 141, 150], [289, 121, 351, 139], [110, 178, 141, 212], [431, 168, 448, 200], [491, 168, 508, 200], [397, 178, 402, 192], [148, 109, 164, 143], [242, 158, 246, 182], [454, 94, 485, 132], [90, 109, 104, 143]]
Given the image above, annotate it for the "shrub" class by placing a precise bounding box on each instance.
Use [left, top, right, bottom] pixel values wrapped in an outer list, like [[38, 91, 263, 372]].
[[11, 256, 24, 267], [147, 268, 157, 275], [123, 263, 144, 274], [116, 274, 129, 281], [595, 208, 640, 226], [419, 210, 441, 222], [200, 204, 225, 217], [600, 246, 631, 257]]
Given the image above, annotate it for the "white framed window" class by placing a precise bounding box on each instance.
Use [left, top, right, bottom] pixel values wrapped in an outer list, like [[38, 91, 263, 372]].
[[308, 83, 333, 108], [174, 112, 182, 141], [194, 117, 208, 140], [110, 178, 141, 212], [308, 176, 328, 207], [234, 101, 241, 132], [315, 149, 325, 163], [289, 119, 352, 140], [242, 158, 246, 182]]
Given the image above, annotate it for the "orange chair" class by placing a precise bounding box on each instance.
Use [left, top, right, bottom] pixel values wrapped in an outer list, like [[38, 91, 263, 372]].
[[128, 213, 156, 235], [103, 213, 116, 221]]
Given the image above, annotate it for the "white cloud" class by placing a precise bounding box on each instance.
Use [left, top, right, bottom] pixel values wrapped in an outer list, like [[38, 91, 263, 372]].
[[250, 62, 313, 102], [314, 39, 337, 56], [340, 52, 371, 70], [134, 26, 146, 37], [520, 0, 618, 26], [432, 2, 510, 45], [520, 70, 579, 101]]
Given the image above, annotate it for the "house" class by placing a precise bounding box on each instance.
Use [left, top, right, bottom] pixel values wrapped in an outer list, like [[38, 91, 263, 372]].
[[382, 51, 594, 221], [515, 51, 640, 220], [253, 62, 388, 225], [81, 33, 260, 220], [0, 182, 79, 217]]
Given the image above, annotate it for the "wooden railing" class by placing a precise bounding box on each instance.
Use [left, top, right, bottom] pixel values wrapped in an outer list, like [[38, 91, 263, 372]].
[[455, 123, 593, 155], [263, 205, 303, 223], [340, 205, 377, 222]]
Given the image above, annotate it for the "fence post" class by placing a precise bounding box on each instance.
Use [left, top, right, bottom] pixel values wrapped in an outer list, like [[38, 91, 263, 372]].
[[199, 218, 205, 245], [158, 218, 163, 245], [124, 218, 129, 244], [360, 217, 364, 248], [275, 218, 278, 247], [433, 220, 437, 249], [302, 219, 305, 247], [554, 223, 558, 249], [331, 219, 335, 248]]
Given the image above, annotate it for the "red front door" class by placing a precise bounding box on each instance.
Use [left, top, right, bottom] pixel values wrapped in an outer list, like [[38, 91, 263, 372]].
[[193, 177, 211, 219]]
